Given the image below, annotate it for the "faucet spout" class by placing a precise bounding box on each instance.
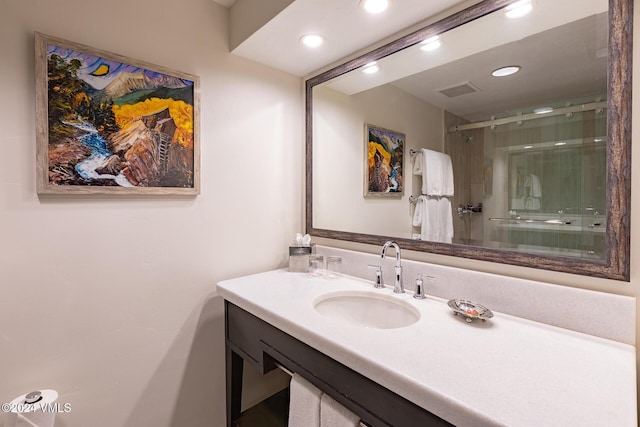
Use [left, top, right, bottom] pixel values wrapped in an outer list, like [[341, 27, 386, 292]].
[[381, 241, 403, 293], [381, 241, 401, 264]]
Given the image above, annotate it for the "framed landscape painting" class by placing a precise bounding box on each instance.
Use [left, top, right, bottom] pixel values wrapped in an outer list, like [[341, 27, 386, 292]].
[[35, 32, 200, 195], [365, 123, 405, 196]]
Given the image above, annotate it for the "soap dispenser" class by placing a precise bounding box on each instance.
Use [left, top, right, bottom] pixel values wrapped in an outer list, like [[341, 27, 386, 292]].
[[367, 264, 385, 289], [414, 274, 427, 299]]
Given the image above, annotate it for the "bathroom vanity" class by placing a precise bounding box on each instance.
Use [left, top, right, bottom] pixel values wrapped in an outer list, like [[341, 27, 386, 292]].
[[217, 267, 637, 427]]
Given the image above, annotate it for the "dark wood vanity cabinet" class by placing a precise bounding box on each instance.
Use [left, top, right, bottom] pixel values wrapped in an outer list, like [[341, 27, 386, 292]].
[[225, 302, 453, 427]]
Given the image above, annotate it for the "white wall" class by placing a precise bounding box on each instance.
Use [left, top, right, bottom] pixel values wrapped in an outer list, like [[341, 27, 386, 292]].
[[0, 1, 302, 426], [313, 84, 443, 238]]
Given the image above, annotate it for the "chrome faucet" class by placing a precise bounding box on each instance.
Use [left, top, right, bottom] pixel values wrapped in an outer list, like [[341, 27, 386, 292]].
[[381, 241, 403, 293]]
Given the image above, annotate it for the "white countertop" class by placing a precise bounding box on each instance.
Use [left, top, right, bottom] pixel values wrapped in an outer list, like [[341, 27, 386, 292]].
[[217, 269, 637, 427]]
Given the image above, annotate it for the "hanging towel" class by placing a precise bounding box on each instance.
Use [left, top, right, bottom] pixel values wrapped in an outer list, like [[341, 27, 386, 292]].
[[524, 173, 542, 198], [413, 196, 424, 227], [439, 197, 454, 243], [418, 196, 453, 243], [320, 393, 361, 427], [441, 153, 455, 197], [413, 150, 424, 175], [419, 149, 455, 196], [420, 195, 439, 241], [289, 373, 322, 427], [525, 197, 541, 210]]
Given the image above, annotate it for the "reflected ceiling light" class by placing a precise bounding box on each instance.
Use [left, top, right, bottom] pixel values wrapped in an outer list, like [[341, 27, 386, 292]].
[[491, 65, 521, 77], [523, 145, 533, 149], [534, 106, 554, 114], [420, 36, 441, 51], [360, 0, 389, 14], [555, 142, 567, 146], [362, 61, 379, 74], [300, 34, 325, 48], [505, 0, 533, 19]]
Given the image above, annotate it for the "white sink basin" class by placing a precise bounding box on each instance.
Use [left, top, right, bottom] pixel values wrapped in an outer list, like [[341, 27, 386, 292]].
[[313, 290, 420, 329]]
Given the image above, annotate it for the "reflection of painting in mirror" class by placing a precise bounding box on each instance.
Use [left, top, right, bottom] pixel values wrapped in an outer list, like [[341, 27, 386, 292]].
[[365, 124, 405, 196], [308, 0, 632, 278]]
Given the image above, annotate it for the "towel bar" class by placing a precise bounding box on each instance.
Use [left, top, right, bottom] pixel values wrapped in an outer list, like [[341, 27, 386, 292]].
[[276, 363, 294, 377], [489, 217, 572, 225]]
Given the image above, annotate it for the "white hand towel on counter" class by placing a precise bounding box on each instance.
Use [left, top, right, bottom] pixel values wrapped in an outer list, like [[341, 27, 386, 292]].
[[289, 373, 322, 427], [320, 393, 360, 427], [418, 149, 454, 196]]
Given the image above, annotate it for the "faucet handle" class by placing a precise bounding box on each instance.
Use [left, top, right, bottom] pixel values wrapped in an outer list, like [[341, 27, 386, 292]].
[[367, 264, 385, 289], [414, 274, 434, 299]]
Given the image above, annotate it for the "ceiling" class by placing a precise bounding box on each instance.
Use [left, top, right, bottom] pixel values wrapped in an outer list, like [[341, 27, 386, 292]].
[[214, 0, 609, 122], [320, 0, 608, 122], [213, 0, 472, 77], [390, 14, 607, 121]]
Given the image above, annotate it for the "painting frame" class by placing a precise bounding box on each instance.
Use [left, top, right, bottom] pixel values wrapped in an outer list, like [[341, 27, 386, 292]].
[[35, 32, 200, 195], [364, 123, 405, 197]]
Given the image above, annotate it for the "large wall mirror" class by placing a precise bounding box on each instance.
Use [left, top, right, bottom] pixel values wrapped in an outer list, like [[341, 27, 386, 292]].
[[306, 0, 631, 280]]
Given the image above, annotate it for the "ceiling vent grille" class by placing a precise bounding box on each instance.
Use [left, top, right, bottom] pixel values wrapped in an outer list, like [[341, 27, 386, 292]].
[[438, 82, 480, 98]]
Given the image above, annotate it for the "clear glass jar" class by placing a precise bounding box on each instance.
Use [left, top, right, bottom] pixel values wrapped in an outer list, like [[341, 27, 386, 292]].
[[308, 255, 324, 277], [325, 256, 342, 279]]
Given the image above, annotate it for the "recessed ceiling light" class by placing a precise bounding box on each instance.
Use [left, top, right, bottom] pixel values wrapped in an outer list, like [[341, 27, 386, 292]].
[[523, 145, 533, 149], [300, 34, 324, 48], [491, 66, 521, 77], [505, 0, 533, 19], [362, 61, 379, 74], [534, 107, 554, 114], [555, 142, 567, 146], [594, 138, 604, 142], [420, 36, 441, 51], [360, 0, 389, 14]]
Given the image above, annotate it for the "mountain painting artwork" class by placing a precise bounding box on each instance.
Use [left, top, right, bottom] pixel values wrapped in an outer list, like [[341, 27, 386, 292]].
[[35, 32, 200, 195], [365, 124, 404, 197]]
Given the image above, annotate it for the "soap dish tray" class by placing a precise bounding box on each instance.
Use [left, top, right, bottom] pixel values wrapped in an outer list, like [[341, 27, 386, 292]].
[[447, 299, 494, 323]]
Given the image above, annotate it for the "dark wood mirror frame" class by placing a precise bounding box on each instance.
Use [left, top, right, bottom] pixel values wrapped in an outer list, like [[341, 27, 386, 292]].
[[305, 0, 632, 281]]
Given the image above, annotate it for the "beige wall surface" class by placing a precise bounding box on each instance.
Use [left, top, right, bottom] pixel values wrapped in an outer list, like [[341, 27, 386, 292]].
[[313, 84, 443, 238], [0, 0, 302, 426]]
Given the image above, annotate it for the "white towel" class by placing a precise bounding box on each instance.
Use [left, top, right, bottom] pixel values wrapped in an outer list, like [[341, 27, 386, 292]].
[[525, 173, 542, 198], [419, 149, 454, 196], [440, 153, 455, 197], [525, 197, 541, 210], [412, 196, 424, 227], [413, 150, 424, 175], [419, 195, 453, 243], [532, 174, 541, 197], [289, 373, 322, 427], [320, 393, 360, 427], [439, 197, 454, 243]]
